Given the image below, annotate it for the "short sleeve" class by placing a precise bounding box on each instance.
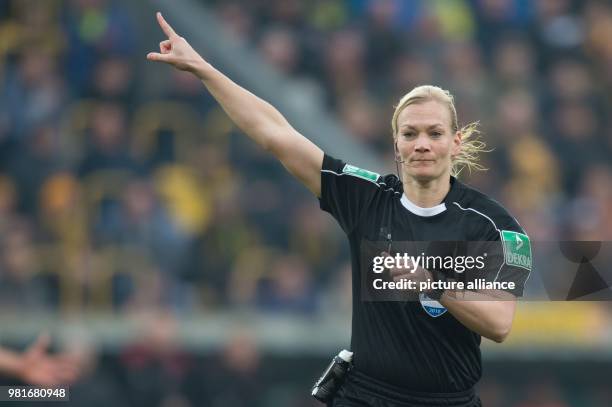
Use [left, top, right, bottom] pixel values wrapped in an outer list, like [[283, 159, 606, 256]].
[[319, 154, 381, 234], [493, 222, 531, 297], [474, 215, 532, 297]]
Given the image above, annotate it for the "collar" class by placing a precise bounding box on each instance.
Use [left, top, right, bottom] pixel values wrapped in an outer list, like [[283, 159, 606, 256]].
[[399, 177, 459, 217]]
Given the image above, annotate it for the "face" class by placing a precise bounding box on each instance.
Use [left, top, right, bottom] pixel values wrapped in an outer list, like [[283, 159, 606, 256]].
[[395, 100, 461, 182]]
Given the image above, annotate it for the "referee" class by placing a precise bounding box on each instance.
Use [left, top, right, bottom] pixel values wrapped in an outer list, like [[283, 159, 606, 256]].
[[147, 12, 531, 407]]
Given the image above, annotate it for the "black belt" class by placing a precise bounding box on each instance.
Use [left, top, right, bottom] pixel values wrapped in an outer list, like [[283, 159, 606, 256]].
[[347, 368, 478, 407]]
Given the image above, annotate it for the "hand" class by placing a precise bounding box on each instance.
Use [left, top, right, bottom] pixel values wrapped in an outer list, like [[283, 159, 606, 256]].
[[147, 12, 210, 75], [16, 333, 81, 386], [380, 251, 434, 292]]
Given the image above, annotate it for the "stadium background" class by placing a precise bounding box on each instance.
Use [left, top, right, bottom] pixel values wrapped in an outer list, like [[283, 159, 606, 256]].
[[0, 0, 611, 405]]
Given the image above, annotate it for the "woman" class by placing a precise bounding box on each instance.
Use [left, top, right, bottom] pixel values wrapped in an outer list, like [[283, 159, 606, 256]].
[[147, 12, 531, 407]]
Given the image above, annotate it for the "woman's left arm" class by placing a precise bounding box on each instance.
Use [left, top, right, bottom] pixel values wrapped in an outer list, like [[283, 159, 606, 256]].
[[384, 254, 519, 343], [439, 291, 516, 343]]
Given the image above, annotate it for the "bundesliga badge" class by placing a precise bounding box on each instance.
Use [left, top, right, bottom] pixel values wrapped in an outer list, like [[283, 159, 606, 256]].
[[501, 230, 532, 271], [419, 293, 448, 318]]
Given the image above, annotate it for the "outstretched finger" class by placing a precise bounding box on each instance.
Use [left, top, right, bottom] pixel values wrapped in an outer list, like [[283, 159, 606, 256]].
[[147, 52, 172, 63], [156, 11, 178, 39]]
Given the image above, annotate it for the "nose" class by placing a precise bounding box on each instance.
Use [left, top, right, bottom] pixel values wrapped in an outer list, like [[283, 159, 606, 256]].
[[414, 134, 431, 152]]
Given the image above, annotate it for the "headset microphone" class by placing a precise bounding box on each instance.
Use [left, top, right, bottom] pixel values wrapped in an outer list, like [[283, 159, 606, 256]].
[[394, 142, 405, 164], [394, 142, 404, 182]]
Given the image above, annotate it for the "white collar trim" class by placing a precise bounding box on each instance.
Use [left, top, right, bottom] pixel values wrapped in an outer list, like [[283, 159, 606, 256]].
[[400, 194, 447, 217]]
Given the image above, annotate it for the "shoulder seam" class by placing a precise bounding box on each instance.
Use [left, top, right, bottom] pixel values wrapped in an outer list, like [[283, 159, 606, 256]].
[[452, 202, 500, 231], [452, 201, 504, 282], [321, 169, 378, 186], [321, 169, 401, 194]]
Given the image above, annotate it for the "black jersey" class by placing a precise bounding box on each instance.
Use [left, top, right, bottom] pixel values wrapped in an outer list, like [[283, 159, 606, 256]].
[[319, 153, 531, 395]]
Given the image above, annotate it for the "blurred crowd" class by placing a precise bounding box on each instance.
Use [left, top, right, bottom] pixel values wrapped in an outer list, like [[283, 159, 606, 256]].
[[1, 0, 610, 314], [217, 0, 612, 241], [0, 0, 612, 314], [0, 0, 353, 316], [0, 0, 611, 405], [2, 318, 611, 407]]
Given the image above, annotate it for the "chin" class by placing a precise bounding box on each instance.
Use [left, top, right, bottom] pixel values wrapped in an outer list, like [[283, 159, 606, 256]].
[[407, 169, 443, 182]]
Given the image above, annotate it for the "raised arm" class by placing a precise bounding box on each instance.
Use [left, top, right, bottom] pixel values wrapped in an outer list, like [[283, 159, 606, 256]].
[[147, 12, 324, 196]]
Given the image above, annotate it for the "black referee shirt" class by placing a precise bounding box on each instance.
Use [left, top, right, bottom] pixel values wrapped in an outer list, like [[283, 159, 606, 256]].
[[319, 153, 531, 394]]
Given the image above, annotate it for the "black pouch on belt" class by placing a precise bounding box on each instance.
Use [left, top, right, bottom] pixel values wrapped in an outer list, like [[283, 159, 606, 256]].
[[311, 349, 353, 403]]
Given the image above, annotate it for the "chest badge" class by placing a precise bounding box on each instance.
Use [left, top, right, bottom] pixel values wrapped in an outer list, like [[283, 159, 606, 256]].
[[419, 293, 447, 318]]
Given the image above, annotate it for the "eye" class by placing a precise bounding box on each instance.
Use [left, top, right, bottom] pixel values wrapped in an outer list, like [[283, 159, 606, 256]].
[[402, 132, 416, 138], [431, 131, 443, 138]]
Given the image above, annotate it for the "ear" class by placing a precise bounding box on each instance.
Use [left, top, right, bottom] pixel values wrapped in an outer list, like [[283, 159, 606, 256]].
[[451, 130, 462, 157]]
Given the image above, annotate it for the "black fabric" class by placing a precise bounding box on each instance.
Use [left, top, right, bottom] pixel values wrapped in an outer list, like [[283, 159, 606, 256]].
[[318, 153, 530, 399], [327, 369, 482, 407]]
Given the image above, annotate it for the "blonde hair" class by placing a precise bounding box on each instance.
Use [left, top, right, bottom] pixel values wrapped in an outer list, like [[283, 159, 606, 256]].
[[391, 85, 487, 177]]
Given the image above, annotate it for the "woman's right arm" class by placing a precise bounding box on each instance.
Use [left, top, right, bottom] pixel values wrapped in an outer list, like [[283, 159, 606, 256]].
[[147, 12, 324, 196]]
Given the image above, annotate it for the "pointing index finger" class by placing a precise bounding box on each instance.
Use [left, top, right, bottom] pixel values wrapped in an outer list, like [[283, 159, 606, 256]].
[[157, 11, 178, 38]]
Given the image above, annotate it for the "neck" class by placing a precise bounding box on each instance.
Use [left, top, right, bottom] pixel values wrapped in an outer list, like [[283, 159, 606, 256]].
[[402, 173, 452, 208]]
